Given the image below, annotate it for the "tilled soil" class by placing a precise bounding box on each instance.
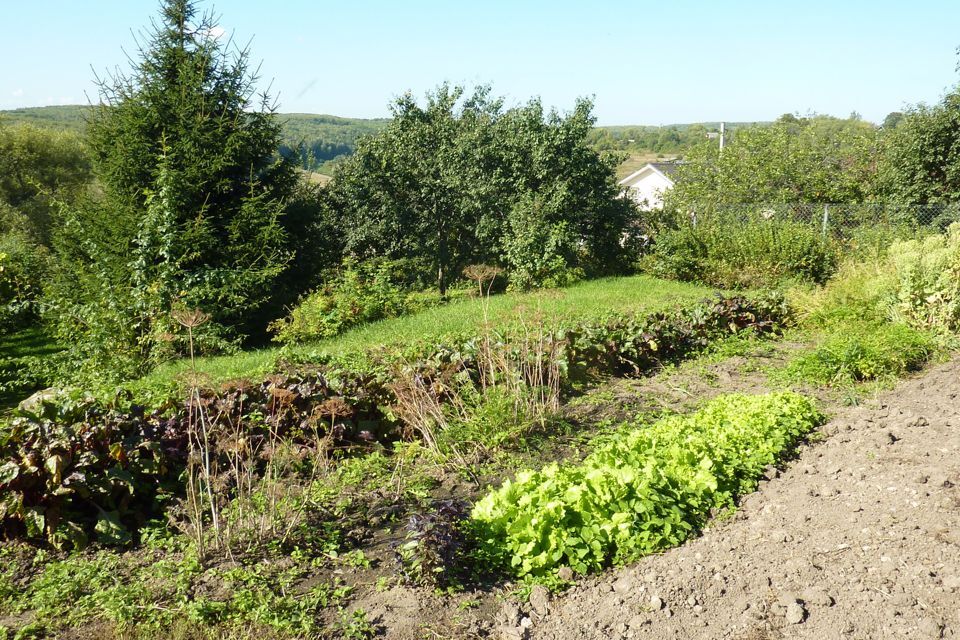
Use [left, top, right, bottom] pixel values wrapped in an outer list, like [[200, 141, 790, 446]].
[[519, 359, 960, 640]]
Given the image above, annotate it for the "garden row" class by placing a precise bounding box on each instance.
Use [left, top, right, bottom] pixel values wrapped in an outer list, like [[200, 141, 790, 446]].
[[471, 392, 823, 578], [0, 292, 788, 549]]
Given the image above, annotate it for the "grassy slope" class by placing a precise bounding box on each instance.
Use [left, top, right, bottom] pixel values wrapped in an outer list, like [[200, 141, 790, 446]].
[[0, 327, 61, 407], [133, 275, 715, 392]]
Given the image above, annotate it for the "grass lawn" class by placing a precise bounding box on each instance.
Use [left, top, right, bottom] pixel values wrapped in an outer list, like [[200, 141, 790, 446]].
[[0, 326, 62, 407], [0, 326, 60, 361], [132, 275, 716, 393]]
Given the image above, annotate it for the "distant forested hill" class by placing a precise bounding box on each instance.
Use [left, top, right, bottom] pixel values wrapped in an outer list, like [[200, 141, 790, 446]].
[[279, 113, 389, 173], [0, 105, 89, 132], [0, 105, 389, 174], [0, 105, 767, 175]]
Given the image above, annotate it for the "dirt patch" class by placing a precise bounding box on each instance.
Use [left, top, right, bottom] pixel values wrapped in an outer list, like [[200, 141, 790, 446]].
[[523, 359, 960, 640]]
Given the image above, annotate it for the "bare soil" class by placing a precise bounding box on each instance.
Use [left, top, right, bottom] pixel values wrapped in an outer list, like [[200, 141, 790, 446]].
[[354, 355, 959, 639], [519, 359, 960, 640]]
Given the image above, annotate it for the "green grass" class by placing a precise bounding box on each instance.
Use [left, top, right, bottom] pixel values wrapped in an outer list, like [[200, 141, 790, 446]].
[[131, 275, 714, 394], [0, 326, 62, 407], [782, 322, 935, 386], [0, 326, 60, 361]]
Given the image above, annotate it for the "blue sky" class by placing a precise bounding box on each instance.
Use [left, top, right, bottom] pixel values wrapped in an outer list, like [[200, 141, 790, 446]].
[[2, 0, 959, 125]]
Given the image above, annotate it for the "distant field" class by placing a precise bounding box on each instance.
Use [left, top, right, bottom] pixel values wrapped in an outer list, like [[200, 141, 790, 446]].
[[305, 171, 332, 186], [132, 275, 715, 393]]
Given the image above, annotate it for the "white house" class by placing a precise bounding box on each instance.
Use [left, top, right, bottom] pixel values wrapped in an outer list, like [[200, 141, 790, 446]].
[[618, 162, 678, 210]]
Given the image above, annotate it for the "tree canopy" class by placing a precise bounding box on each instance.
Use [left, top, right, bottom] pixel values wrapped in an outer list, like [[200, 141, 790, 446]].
[[325, 84, 634, 293], [876, 87, 960, 205], [665, 115, 878, 211], [49, 0, 304, 378]]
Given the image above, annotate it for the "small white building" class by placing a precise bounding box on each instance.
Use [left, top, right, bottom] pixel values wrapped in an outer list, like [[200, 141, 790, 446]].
[[618, 162, 678, 210]]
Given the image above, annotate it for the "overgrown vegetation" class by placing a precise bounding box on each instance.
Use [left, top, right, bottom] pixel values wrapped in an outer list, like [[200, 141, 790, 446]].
[[643, 210, 839, 288], [269, 258, 471, 344], [784, 322, 933, 385]]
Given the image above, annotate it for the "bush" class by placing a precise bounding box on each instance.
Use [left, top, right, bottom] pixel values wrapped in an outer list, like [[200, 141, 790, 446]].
[[645, 216, 838, 288], [273, 260, 404, 344], [502, 197, 585, 290], [470, 392, 822, 578], [784, 322, 933, 384], [270, 258, 407, 344], [885, 223, 960, 332], [271, 258, 471, 344], [0, 232, 52, 332]]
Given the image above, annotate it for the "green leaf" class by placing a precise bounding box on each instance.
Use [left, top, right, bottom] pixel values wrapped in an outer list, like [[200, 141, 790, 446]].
[[24, 508, 45, 537], [0, 461, 19, 485], [95, 510, 132, 546]]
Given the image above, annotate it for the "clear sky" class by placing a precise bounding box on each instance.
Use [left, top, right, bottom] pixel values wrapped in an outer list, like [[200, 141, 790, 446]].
[[2, 0, 959, 125]]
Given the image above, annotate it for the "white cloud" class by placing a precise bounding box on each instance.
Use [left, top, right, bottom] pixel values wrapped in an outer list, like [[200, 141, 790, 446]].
[[12, 88, 23, 97], [202, 26, 226, 41]]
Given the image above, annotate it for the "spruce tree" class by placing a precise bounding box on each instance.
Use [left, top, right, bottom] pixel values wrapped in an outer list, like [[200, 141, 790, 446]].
[[50, 0, 299, 378]]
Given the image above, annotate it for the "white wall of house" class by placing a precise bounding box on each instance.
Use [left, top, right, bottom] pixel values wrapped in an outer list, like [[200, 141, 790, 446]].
[[618, 166, 675, 210]]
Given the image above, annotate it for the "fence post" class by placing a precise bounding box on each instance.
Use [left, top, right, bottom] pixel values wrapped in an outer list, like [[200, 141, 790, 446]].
[[821, 204, 829, 238], [691, 209, 697, 229]]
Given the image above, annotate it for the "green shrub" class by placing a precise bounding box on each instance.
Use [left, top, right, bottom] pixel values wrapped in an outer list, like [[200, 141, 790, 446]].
[[0, 233, 52, 333], [784, 322, 933, 384], [502, 198, 585, 290], [471, 392, 822, 578], [788, 258, 895, 329], [271, 258, 467, 344], [645, 217, 838, 288], [885, 223, 960, 331]]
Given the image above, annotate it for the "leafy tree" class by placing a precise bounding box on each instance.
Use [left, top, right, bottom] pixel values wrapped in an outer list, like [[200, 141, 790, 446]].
[[493, 98, 633, 282], [882, 111, 904, 130], [49, 0, 303, 379], [666, 115, 878, 210], [327, 84, 503, 295], [326, 85, 633, 293], [876, 88, 960, 205]]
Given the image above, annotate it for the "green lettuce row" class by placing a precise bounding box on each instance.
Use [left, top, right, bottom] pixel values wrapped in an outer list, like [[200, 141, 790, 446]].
[[470, 392, 823, 577]]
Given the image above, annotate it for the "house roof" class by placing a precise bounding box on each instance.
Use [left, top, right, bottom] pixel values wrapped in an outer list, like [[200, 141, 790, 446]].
[[617, 162, 679, 187], [650, 162, 679, 177]]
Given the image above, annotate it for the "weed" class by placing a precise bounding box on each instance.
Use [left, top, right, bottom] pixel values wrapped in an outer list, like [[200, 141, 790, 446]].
[[341, 550, 371, 569], [338, 608, 376, 639], [783, 322, 934, 385]]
